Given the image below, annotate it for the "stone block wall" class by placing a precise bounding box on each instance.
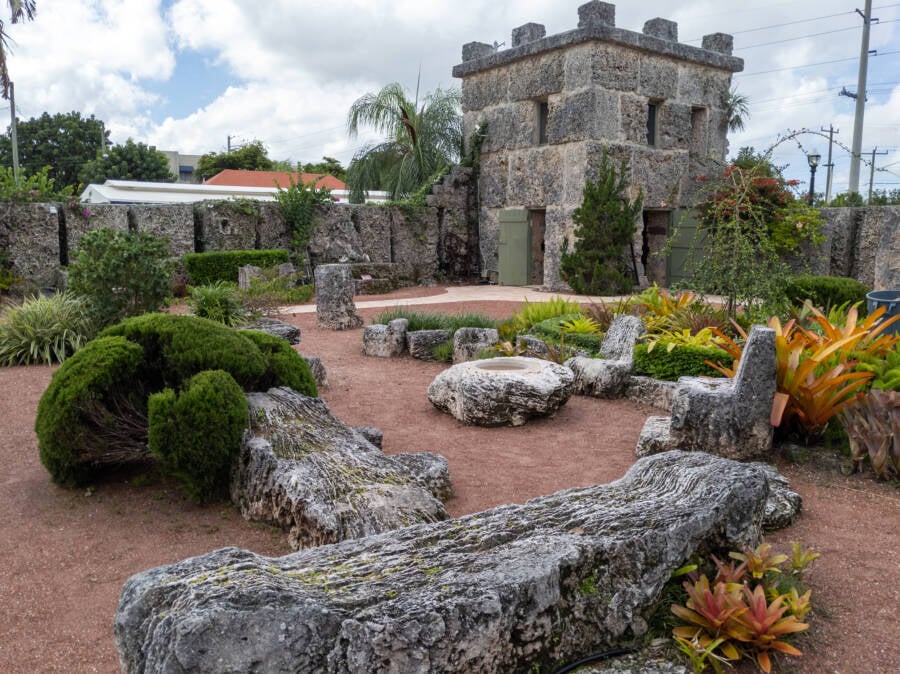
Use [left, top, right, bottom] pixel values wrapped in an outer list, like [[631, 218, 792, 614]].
[[0, 170, 480, 290], [817, 206, 900, 290], [454, 1, 742, 289]]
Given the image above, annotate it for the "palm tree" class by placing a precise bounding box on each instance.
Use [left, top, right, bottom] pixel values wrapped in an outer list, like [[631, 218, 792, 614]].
[[723, 88, 750, 133], [1, 1, 36, 99], [346, 81, 462, 200]]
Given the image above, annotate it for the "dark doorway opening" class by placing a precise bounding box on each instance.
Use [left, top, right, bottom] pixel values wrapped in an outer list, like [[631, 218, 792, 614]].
[[529, 209, 546, 285]]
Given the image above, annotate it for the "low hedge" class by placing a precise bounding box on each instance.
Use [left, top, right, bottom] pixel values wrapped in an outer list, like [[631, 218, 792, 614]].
[[633, 343, 731, 381], [784, 274, 871, 314], [183, 249, 290, 285]]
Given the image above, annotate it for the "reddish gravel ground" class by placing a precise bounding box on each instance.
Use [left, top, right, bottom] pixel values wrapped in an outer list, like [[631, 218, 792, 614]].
[[0, 289, 897, 673]]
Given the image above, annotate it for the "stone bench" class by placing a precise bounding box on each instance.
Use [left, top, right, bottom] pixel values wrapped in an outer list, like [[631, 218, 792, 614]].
[[636, 325, 777, 461], [116, 451, 772, 674], [565, 315, 646, 397]]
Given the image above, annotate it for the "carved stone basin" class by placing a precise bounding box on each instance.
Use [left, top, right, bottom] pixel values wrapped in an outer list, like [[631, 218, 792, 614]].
[[427, 356, 575, 426]]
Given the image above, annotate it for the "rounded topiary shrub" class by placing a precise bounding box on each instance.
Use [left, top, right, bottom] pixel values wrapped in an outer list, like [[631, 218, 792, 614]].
[[101, 313, 268, 390], [148, 369, 248, 503], [237, 329, 317, 397], [35, 335, 147, 486]]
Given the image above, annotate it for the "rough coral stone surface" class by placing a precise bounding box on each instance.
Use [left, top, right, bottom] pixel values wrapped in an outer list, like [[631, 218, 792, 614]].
[[452, 327, 500, 363], [407, 329, 452, 360], [567, 315, 645, 398], [428, 356, 575, 426], [361, 318, 408, 357], [115, 451, 769, 674], [242, 317, 301, 345], [315, 264, 363, 330], [303, 355, 328, 388], [231, 387, 449, 550]]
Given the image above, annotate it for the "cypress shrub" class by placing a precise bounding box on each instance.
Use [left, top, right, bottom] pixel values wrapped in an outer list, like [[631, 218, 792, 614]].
[[238, 329, 317, 396], [101, 313, 267, 390], [183, 249, 290, 286], [35, 336, 146, 486], [148, 370, 248, 503], [784, 275, 871, 314], [633, 343, 731, 381]]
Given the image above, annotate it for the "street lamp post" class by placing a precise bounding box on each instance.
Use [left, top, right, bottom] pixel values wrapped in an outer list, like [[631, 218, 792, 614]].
[[807, 152, 821, 205]]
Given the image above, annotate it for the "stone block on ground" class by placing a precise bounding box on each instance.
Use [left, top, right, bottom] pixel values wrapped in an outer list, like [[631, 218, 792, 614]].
[[566, 315, 646, 398], [241, 317, 301, 345], [407, 329, 452, 360], [362, 318, 408, 357], [428, 356, 575, 426], [452, 327, 499, 363], [303, 355, 328, 388], [231, 387, 449, 550], [238, 265, 264, 290], [315, 264, 363, 330], [352, 425, 383, 449], [116, 451, 769, 674], [624, 376, 675, 411]]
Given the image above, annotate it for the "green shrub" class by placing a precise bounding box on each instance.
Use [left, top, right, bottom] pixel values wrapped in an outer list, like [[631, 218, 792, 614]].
[[188, 281, 248, 326], [784, 275, 871, 314], [238, 329, 317, 396], [68, 228, 173, 328], [633, 343, 730, 381], [148, 370, 248, 502], [100, 313, 267, 391], [275, 177, 333, 263], [372, 308, 495, 332], [512, 296, 583, 332], [0, 292, 95, 365], [183, 249, 290, 286], [530, 314, 603, 353], [35, 336, 147, 486]]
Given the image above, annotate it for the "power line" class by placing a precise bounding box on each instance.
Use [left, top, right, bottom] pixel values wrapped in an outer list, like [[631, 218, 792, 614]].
[[684, 9, 855, 41], [736, 50, 900, 77]]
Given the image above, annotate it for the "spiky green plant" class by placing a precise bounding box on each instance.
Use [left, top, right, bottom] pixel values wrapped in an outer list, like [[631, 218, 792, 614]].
[[188, 281, 249, 326], [0, 292, 95, 365]]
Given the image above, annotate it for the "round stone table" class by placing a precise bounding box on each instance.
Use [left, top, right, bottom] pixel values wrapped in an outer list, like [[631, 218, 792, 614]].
[[426, 356, 575, 426]]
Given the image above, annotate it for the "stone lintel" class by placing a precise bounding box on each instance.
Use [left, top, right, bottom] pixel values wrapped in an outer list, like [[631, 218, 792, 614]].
[[578, 1, 615, 29], [702, 32, 734, 55], [643, 18, 678, 42], [512, 22, 546, 47]]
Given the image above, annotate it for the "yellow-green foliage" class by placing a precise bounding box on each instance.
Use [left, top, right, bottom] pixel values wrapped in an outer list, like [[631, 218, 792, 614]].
[[512, 296, 582, 332], [633, 343, 728, 381]]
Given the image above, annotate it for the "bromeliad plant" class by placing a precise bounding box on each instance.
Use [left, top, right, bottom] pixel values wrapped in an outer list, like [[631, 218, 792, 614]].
[[671, 542, 817, 674], [709, 303, 900, 439], [838, 389, 900, 480]]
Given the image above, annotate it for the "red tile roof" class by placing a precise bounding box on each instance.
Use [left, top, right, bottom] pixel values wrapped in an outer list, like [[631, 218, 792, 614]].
[[204, 169, 346, 190]]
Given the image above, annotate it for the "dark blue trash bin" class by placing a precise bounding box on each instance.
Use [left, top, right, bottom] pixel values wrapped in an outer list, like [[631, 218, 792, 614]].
[[866, 290, 900, 336]]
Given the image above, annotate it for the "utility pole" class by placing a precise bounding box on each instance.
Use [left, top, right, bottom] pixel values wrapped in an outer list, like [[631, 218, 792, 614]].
[[848, 0, 875, 194], [9, 81, 19, 186], [227, 135, 232, 153], [867, 147, 888, 202], [820, 125, 839, 203]]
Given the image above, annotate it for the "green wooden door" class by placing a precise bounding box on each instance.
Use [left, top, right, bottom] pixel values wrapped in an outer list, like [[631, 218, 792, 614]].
[[498, 209, 531, 286], [666, 209, 707, 286]]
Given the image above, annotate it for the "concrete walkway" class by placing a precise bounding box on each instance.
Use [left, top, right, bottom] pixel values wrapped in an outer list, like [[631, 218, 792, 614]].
[[283, 285, 636, 314]]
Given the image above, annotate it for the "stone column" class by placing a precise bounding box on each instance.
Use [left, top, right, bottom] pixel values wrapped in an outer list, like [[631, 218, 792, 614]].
[[314, 264, 363, 330]]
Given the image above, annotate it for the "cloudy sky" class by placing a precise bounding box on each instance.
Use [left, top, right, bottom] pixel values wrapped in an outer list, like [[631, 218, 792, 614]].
[[5, 0, 899, 195]]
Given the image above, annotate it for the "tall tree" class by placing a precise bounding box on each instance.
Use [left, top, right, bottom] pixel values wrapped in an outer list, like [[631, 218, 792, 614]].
[[346, 82, 461, 200], [1, 0, 36, 98], [300, 156, 346, 181], [0, 111, 109, 190], [196, 140, 273, 179], [79, 139, 174, 184]]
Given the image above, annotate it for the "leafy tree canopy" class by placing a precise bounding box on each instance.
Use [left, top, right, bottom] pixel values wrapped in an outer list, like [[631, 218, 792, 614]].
[[730, 146, 781, 178], [196, 140, 273, 179], [346, 82, 462, 200], [79, 139, 174, 185], [0, 111, 109, 191], [300, 156, 346, 181]]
